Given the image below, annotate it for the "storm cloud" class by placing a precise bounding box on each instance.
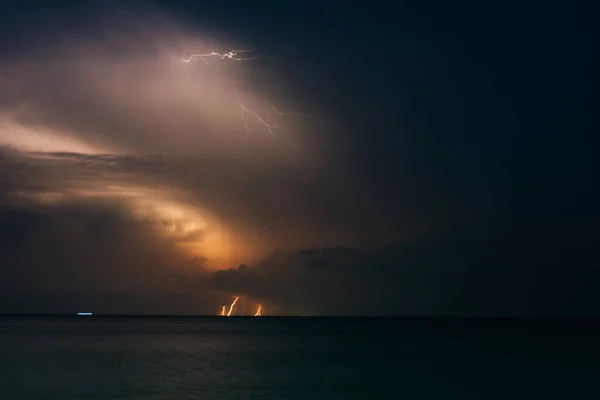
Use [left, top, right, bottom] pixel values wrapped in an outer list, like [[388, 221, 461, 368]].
[[0, 1, 596, 315], [0, 3, 413, 314]]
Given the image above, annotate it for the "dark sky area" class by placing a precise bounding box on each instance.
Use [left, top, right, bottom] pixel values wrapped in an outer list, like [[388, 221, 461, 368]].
[[0, 0, 596, 316]]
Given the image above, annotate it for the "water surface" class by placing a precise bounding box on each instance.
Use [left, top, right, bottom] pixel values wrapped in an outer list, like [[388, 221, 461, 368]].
[[1, 317, 598, 399]]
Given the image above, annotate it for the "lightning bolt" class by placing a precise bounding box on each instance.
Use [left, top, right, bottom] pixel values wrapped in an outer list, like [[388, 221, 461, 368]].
[[227, 296, 240, 316], [181, 48, 321, 146], [240, 105, 288, 145], [182, 49, 257, 63], [254, 305, 262, 316], [220, 305, 226, 316]]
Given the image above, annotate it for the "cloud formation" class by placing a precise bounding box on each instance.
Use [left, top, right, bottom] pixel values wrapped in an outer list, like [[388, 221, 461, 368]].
[[2, 1, 595, 316], [0, 5, 416, 315]]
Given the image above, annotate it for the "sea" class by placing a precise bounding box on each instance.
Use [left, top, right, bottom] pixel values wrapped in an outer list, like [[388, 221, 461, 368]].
[[1, 316, 599, 399]]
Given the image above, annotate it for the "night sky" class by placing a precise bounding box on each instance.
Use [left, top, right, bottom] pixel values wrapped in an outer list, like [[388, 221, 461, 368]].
[[0, 0, 595, 316]]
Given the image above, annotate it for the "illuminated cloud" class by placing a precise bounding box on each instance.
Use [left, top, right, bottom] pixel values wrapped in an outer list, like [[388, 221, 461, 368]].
[[0, 15, 317, 156], [0, 3, 428, 314], [0, 0, 594, 317], [0, 116, 112, 154]]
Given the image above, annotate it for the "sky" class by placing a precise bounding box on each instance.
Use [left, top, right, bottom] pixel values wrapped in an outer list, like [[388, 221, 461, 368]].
[[0, 0, 596, 316]]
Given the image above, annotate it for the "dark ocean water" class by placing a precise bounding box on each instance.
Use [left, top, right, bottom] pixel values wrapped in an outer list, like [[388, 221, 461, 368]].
[[1, 317, 599, 399]]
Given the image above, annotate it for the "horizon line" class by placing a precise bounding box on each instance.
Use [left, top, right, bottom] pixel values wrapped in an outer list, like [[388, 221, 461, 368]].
[[0, 314, 599, 320]]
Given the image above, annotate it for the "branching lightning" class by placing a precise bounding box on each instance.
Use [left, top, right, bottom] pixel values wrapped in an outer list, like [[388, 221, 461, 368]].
[[227, 296, 240, 316], [220, 305, 226, 316], [181, 47, 322, 146], [254, 305, 262, 316], [240, 105, 288, 144]]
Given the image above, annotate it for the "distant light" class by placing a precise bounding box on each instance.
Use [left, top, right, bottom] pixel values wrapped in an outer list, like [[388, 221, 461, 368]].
[[77, 312, 93, 316]]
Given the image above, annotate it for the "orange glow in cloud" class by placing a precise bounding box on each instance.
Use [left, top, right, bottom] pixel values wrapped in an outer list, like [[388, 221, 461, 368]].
[[128, 196, 247, 270], [227, 296, 240, 316], [1, 148, 270, 272], [0, 18, 320, 276], [254, 305, 262, 316]]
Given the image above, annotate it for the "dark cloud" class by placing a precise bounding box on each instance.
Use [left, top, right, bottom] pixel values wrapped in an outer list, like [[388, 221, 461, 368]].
[[0, 147, 410, 314], [2, 146, 594, 316], [0, 199, 213, 313], [0, 148, 419, 251], [0, 0, 596, 316], [212, 234, 600, 317]]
